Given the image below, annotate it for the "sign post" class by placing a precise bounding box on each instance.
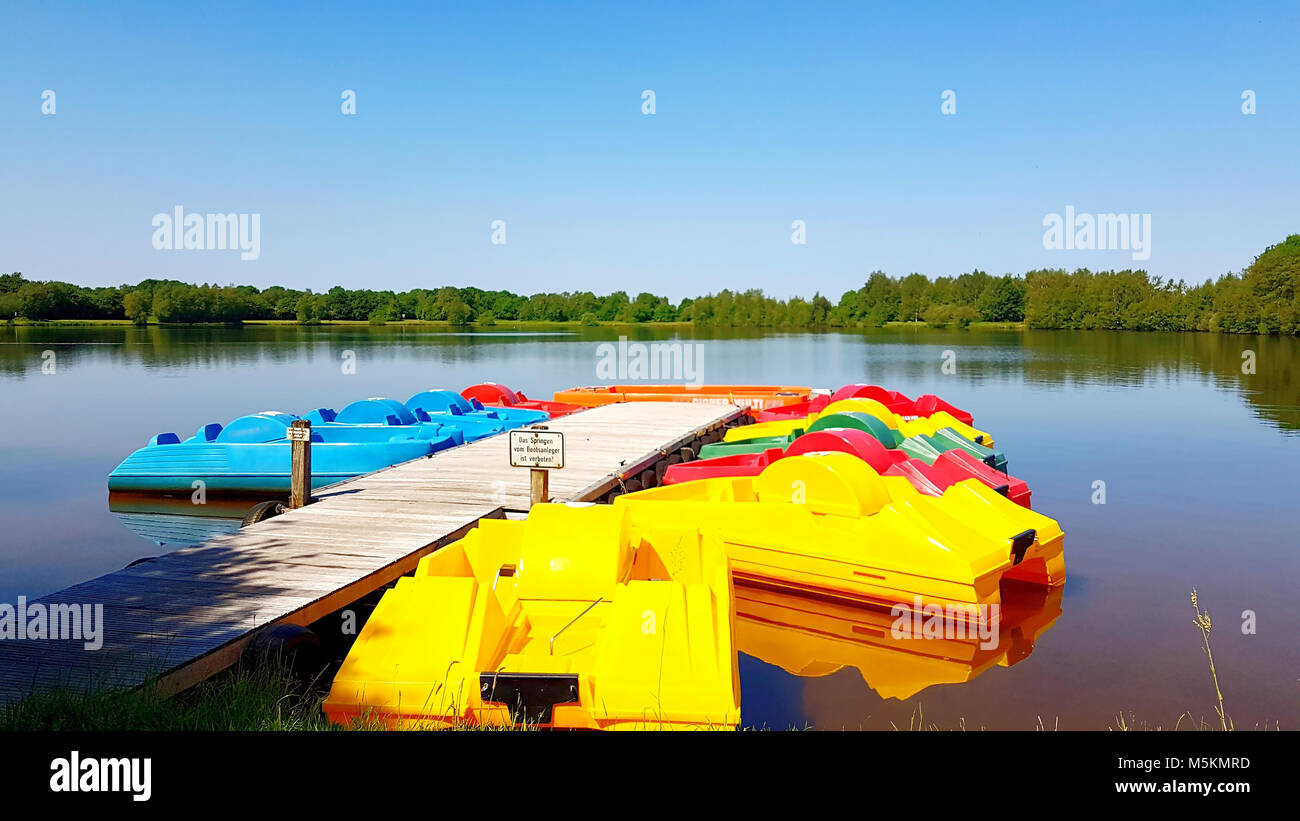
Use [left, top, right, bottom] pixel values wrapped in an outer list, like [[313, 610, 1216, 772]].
[[509, 427, 565, 508], [288, 419, 312, 509]]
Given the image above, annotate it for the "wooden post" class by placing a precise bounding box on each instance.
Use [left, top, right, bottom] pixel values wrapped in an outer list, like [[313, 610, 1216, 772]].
[[529, 468, 549, 508], [290, 419, 312, 509]]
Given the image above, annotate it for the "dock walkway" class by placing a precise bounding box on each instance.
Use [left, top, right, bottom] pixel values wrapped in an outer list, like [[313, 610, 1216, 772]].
[[0, 402, 740, 703]]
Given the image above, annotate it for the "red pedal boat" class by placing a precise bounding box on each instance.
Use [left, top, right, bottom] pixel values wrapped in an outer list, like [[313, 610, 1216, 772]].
[[461, 382, 585, 419], [756, 384, 974, 426]]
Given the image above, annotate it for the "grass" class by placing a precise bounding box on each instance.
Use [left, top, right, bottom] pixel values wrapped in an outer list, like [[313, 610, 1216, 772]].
[[1110, 588, 1244, 731], [0, 662, 343, 731], [1190, 587, 1232, 731], [0, 657, 539, 731]]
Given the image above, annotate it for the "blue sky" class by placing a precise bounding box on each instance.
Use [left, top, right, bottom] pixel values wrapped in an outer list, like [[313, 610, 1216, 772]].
[[2, 1, 1297, 300]]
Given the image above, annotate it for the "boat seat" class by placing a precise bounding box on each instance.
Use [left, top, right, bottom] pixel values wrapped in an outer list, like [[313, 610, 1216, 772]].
[[335, 398, 419, 426], [784, 428, 893, 473], [754, 453, 892, 518], [514, 505, 634, 601], [807, 412, 903, 448], [304, 408, 337, 424], [191, 423, 222, 442]]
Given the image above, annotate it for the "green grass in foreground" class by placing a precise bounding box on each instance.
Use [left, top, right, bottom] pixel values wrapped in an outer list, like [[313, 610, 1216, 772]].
[[0, 660, 535, 731], [0, 663, 341, 731]]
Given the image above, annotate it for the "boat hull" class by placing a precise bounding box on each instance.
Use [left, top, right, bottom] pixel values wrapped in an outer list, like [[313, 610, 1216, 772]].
[[108, 439, 437, 494]]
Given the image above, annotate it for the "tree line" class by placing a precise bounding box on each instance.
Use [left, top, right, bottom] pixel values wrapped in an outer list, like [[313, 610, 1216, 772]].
[[2, 235, 1297, 334]]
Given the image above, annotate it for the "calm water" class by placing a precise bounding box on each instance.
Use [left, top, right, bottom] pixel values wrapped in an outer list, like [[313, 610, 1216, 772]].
[[1, 324, 1297, 729]]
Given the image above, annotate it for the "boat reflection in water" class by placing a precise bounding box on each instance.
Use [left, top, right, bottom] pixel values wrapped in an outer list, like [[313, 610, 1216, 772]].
[[108, 492, 271, 550], [735, 580, 1063, 703]]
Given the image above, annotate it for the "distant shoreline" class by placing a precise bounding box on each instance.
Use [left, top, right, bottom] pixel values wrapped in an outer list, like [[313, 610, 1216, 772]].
[[1, 318, 1033, 330], [5, 233, 1298, 335]]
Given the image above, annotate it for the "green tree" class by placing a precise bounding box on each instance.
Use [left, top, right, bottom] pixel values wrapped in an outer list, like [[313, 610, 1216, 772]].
[[123, 290, 151, 324], [296, 293, 327, 324], [977, 275, 1026, 322]]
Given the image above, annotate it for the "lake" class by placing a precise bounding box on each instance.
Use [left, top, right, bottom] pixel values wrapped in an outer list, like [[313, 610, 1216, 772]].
[[1, 323, 1296, 729]]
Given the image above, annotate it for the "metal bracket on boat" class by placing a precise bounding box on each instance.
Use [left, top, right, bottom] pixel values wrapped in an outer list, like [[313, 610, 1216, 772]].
[[550, 597, 604, 655], [1009, 530, 1036, 565], [480, 673, 580, 724]]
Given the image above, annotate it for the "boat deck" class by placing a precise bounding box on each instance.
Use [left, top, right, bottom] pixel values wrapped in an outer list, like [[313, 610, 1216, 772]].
[[0, 402, 741, 703]]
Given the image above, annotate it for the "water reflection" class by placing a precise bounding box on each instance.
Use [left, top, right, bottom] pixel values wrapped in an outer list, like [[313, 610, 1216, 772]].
[[4, 326, 1295, 431], [736, 581, 1062, 705], [107, 493, 265, 549]]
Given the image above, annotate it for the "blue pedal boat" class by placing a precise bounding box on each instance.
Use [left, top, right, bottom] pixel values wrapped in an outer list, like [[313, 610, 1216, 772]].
[[405, 389, 550, 427], [306, 396, 509, 443], [107, 411, 457, 494]]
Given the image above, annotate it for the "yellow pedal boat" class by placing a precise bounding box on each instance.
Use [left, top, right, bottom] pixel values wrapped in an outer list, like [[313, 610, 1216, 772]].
[[322, 503, 741, 730], [614, 452, 1064, 619]]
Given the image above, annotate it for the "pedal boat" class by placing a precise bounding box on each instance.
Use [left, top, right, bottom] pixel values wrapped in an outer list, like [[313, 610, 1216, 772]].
[[305, 397, 505, 443], [406, 388, 551, 427], [552, 384, 813, 413], [461, 382, 585, 419], [667, 428, 1031, 508], [735, 397, 995, 448], [615, 452, 1064, 620], [322, 503, 741, 730], [704, 410, 1008, 474], [107, 411, 452, 494], [756, 384, 974, 426]]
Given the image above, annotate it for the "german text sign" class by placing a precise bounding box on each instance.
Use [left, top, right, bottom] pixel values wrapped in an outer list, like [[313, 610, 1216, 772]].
[[509, 429, 565, 469]]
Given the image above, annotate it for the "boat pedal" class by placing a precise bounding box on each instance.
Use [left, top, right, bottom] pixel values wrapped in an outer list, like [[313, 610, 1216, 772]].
[[1009, 530, 1036, 565], [480, 673, 580, 725]]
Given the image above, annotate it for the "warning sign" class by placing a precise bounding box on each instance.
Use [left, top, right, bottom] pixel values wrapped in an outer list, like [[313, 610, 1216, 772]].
[[509, 429, 565, 469]]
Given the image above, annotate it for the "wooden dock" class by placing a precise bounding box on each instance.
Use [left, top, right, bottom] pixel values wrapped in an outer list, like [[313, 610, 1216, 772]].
[[0, 402, 742, 704]]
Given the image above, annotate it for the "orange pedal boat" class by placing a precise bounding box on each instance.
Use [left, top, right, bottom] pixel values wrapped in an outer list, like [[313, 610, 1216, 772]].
[[553, 384, 815, 413]]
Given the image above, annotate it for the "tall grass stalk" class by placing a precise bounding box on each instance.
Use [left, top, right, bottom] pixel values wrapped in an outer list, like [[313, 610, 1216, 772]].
[[1190, 587, 1232, 731]]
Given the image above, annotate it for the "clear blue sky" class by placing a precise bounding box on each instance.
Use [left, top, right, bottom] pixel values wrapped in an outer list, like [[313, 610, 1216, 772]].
[[2, 1, 1297, 300]]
